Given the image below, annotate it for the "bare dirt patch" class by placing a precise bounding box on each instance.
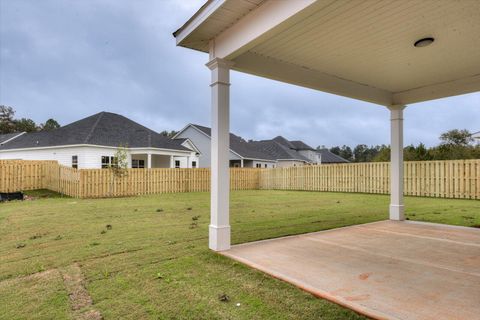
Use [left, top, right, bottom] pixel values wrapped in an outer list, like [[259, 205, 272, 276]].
[[60, 263, 102, 320]]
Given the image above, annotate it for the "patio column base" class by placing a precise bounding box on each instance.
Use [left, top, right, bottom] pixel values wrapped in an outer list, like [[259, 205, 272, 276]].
[[209, 225, 231, 251], [389, 204, 405, 221]]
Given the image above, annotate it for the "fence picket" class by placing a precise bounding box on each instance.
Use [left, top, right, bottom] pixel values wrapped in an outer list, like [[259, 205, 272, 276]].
[[1, 160, 479, 199]]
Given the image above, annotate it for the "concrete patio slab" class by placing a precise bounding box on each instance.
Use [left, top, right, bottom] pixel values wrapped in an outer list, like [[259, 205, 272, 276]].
[[222, 221, 480, 320]]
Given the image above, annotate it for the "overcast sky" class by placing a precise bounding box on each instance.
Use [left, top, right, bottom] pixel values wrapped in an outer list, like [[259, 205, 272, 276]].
[[1, 0, 478, 148]]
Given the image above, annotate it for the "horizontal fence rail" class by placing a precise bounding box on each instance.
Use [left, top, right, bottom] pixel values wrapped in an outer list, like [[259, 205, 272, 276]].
[[0, 160, 260, 198], [259, 160, 480, 199], [1, 160, 479, 199]]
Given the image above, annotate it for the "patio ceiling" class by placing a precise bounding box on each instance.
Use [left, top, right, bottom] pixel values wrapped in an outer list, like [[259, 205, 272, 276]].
[[174, 0, 480, 106]]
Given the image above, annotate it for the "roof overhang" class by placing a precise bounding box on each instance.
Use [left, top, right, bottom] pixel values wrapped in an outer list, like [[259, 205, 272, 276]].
[[175, 0, 480, 106]]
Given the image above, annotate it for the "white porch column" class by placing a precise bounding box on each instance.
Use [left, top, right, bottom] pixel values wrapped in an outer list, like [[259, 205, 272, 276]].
[[389, 105, 406, 221], [240, 159, 244, 168], [147, 152, 152, 169], [170, 156, 174, 168], [207, 57, 233, 251], [186, 156, 190, 168]]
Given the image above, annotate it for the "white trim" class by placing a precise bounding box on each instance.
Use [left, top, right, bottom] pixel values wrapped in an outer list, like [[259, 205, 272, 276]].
[[240, 157, 276, 163], [0, 132, 26, 145], [392, 74, 480, 105], [0, 144, 192, 155], [234, 52, 392, 107], [176, 123, 276, 162], [212, 0, 316, 60], [179, 138, 202, 154], [276, 159, 309, 162], [174, 0, 226, 46]]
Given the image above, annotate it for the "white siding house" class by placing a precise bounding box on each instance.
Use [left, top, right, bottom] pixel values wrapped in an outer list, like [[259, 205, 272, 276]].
[[174, 124, 276, 168], [0, 112, 199, 169], [174, 124, 348, 168]]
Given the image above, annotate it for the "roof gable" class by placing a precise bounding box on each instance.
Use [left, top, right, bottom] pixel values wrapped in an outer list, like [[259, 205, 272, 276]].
[[0, 112, 189, 151], [317, 149, 350, 163]]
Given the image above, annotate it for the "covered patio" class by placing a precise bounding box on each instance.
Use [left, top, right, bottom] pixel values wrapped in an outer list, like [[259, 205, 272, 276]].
[[223, 220, 480, 320], [174, 0, 480, 318]]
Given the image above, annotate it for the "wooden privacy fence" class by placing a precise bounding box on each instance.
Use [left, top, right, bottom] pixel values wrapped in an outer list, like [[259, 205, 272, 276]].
[[259, 160, 480, 199], [0, 160, 260, 198], [1, 160, 479, 199], [79, 167, 259, 198], [0, 160, 56, 192]]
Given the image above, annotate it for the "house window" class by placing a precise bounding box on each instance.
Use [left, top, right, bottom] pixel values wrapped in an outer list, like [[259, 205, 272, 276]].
[[191, 161, 197, 168], [264, 164, 267, 168], [72, 156, 78, 169], [256, 163, 261, 168], [175, 160, 181, 168], [101, 156, 118, 169], [132, 159, 145, 169]]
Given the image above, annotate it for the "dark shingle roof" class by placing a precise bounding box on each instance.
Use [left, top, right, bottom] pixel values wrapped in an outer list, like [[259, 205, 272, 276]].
[[190, 125, 312, 162], [249, 140, 310, 162], [290, 140, 315, 151], [0, 112, 189, 151], [317, 149, 350, 163], [191, 124, 276, 160], [188, 124, 347, 163], [0, 132, 24, 145], [272, 136, 296, 149]]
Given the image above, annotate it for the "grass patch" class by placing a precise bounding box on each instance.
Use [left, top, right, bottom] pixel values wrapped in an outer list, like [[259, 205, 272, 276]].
[[23, 189, 67, 199], [0, 190, 478, 319]]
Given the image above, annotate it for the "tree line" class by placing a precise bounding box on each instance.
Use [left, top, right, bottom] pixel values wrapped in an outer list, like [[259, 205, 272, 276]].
[[0, 105, 61, 134], [320, 129, 480, 162]]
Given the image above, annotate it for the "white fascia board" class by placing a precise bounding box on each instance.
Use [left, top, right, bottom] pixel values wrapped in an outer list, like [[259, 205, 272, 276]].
[[0, 132, 26, 145], [175, 0, 226, 46], [234, 52, 393, 106], [180, 138, 202, 154], [276, 159, 308, 162], [184, 124, 246, 159], [0, 144, 191, 155], [242, 157, 276, 163], [392, 74, 480, 105], [212, 0, 317, 60], [172, 123, 195, 139]]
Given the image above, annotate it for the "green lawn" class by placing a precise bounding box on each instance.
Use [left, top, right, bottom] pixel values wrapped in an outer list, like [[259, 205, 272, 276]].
[[1, 190, 479, 320]]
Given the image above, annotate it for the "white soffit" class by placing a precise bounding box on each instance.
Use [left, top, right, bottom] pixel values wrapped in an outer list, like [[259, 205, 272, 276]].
[[174, 0, 265, 52], [176, 0, 480, 105]]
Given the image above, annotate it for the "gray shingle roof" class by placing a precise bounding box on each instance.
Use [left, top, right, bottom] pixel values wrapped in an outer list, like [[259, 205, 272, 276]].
[[249, 140, 310, 162], [289, 140, 315, 151], [0, 132, 24, 145], [272, 136, 296, 149], [191, 124, 276, 161], [317, 149, 350, 163], [0, 112, 189, 151], [187, 124, 348, 163]]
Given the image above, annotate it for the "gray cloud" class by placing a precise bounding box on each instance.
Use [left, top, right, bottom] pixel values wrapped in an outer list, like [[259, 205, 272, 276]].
[[1, 0, 479, 149]]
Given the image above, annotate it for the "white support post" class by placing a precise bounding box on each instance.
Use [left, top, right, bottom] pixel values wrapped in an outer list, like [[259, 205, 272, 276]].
[[186, 156, 190, 168], [206, 57, 233, 251], [389, 105, 406, 221], [170, 156, 174, 168], [147, 153, 152, 169], [240, 159, 244, 168]]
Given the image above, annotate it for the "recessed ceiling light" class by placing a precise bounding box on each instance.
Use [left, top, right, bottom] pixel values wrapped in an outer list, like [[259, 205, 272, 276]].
[[414, 37, 434, 48]]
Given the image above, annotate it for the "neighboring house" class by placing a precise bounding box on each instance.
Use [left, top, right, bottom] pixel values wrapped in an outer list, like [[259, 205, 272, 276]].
[[174, 124, 349, 168], [248, 137, 311, 168], [254, 136, 349, 167], [472, 131, 480, 143], [315, 149, 350, 164], [174, 124, 277, 168], [0, 112, 199, 169]]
